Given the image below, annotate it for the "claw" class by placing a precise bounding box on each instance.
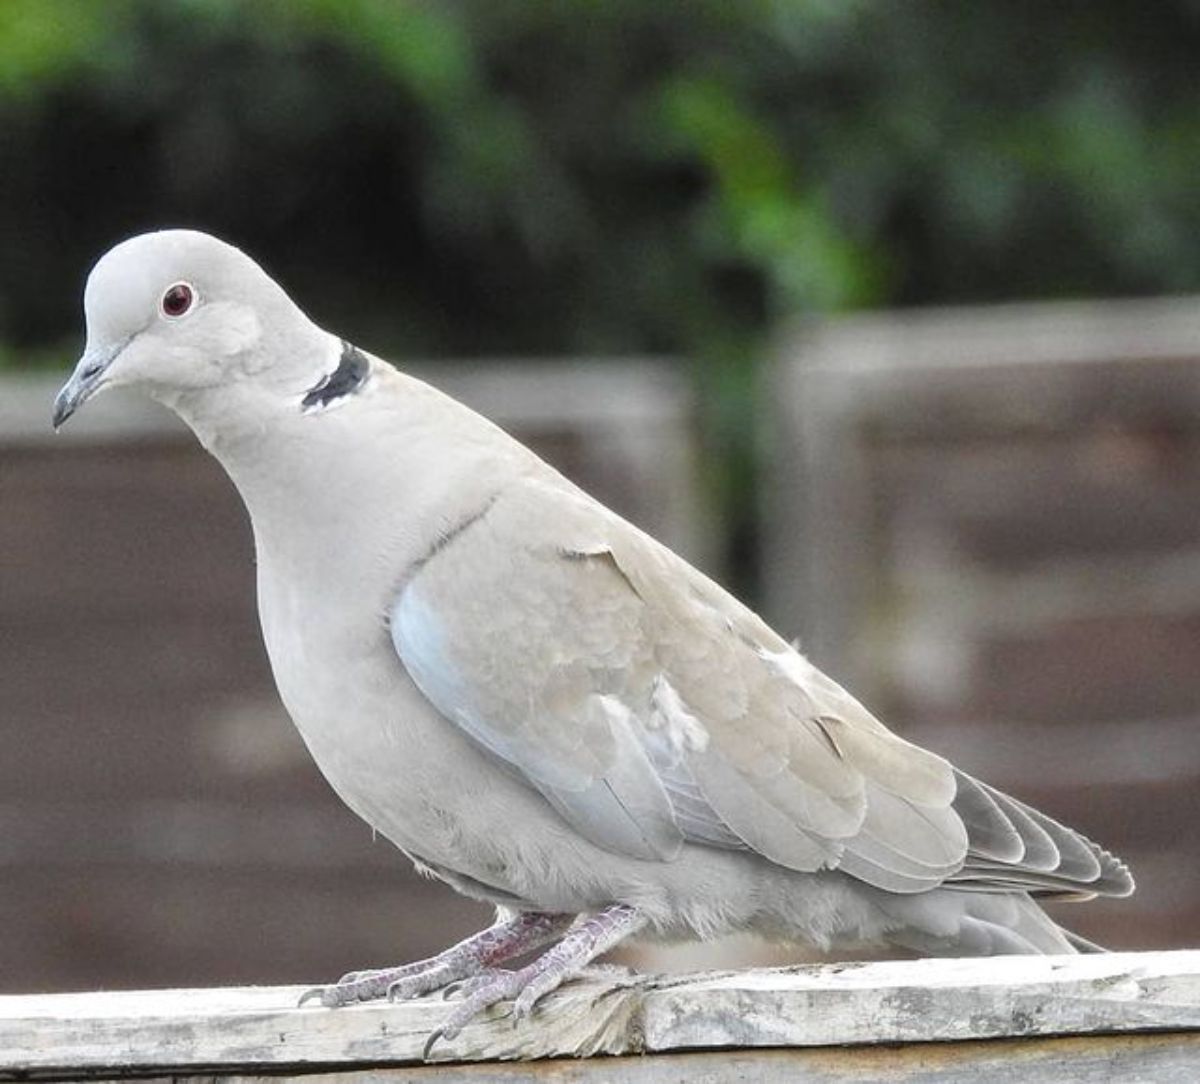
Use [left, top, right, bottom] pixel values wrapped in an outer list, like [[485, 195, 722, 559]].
[[512, 987, 540, 1020], [298, 986, 328, 1008], [422, 1026, 451, 1060], [426, 969, 523, 1043]]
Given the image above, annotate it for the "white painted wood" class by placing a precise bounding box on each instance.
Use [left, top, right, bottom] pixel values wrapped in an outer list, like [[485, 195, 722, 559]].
[[2, 951, 1198, 1073]]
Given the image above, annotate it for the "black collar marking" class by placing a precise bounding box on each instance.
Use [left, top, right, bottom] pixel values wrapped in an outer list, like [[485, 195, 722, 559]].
[[302, 340, 370, 409]]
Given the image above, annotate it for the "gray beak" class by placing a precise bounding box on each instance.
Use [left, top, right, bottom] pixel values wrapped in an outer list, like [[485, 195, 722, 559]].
[[52, 344, 122, 430]]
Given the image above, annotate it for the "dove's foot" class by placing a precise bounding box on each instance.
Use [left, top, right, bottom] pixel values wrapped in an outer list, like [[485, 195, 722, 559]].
[[425, 902, 644, 1056], [299, 910, 573, 1008]]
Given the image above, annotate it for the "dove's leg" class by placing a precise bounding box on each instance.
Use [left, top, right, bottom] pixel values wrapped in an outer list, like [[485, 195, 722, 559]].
[[300, 911, 574, 1008], [426, 902, 644, 1053]]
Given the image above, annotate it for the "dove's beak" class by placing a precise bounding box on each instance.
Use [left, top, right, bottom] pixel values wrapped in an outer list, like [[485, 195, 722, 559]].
[[52, 343, 123, 430]]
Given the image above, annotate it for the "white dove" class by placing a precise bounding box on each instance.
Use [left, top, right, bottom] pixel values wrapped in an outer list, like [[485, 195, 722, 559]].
[[54, 230, 1133, 1049]]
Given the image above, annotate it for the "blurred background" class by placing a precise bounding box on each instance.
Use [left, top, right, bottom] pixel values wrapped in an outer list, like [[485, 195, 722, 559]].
[[1, 0, 1199, 991]]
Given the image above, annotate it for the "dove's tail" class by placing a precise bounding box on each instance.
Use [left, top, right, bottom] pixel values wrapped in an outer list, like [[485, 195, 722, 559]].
[[865, 768, 1132, 957], [945, 770, 1135, 902]]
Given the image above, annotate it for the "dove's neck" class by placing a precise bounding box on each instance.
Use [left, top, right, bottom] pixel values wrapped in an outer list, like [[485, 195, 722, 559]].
[[158, 324, 342, 450], [163, 349, 532, 592]]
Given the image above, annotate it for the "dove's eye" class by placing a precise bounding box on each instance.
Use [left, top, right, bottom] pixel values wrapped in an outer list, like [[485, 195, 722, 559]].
[[161, 282, 195, 318]]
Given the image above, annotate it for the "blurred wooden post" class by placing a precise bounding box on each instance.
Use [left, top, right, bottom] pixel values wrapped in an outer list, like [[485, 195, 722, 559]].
[[763, 298, 1200, 951], [3, 952, 1199, 1079], [766, 296, 1200, 680]]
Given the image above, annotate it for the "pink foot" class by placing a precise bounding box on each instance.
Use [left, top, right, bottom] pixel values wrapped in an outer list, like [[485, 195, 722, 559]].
[[424, 903, 644, 1056], [299, 911, 573, 1008]]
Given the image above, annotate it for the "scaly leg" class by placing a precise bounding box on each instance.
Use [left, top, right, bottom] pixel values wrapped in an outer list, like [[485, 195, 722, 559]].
[[299, 911, 574, 1007], [425, 902, 644, 1055]]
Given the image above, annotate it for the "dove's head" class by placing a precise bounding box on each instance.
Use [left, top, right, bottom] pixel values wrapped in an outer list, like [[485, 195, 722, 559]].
[[53, 229, 318, 428]]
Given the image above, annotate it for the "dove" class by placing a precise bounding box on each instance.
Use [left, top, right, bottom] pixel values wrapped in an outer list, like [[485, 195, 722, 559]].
[[54, 229, 1133, 1050]]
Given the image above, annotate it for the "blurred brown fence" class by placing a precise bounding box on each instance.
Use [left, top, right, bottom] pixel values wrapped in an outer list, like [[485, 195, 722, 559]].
[[765, 297, 1200, 951], [0, 361, 701, 992]]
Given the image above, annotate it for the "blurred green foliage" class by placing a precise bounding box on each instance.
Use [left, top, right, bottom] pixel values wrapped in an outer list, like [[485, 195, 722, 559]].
[[3, 0, 1200, 576], [8, 0, 1200, 361]]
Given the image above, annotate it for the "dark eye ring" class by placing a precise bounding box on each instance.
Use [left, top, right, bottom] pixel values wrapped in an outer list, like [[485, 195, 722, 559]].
[[161, 282, 195, 318]]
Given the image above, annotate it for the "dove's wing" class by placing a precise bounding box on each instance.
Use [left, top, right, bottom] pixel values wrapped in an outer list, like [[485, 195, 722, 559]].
[[391, 476, 1129, 897]]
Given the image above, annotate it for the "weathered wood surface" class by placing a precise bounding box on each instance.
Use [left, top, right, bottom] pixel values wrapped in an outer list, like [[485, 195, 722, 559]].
[[2, 951, 1198, 1077]]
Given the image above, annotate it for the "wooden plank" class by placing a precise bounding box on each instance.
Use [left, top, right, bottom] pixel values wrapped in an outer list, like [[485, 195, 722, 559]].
[[2, 951, 1198, 1074]]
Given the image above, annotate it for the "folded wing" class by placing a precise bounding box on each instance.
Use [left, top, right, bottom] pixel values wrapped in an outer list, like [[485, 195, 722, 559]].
[[390, 478, 1132, 899]]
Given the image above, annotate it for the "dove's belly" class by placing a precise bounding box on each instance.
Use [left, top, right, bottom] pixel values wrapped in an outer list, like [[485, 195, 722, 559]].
[[254, 562, 592, 903]]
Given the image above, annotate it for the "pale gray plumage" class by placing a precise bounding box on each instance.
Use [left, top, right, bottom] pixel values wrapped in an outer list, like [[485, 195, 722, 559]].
[[55, 230, 1133, 1044]]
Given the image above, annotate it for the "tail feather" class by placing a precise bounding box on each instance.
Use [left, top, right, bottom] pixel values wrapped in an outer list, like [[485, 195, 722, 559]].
[[950, 771, 1134, 899]]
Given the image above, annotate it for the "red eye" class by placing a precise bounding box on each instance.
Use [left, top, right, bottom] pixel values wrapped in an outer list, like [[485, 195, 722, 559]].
[[161, 282, 194, 318]]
